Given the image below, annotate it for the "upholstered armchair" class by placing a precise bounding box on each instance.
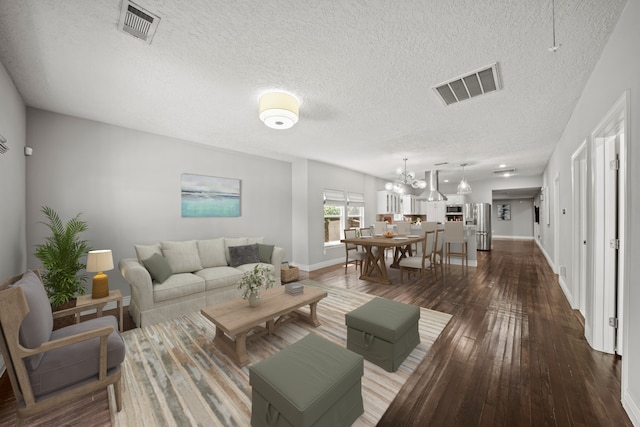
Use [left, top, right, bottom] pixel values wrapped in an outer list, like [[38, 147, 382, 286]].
[[0, 270, 125, 425]]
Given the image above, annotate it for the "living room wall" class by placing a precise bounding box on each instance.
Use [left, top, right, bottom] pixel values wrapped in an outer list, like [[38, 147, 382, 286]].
[[25, 109, 293, 299], [540, 0, 640, 421], [491, 198, 534, 239], [0, 56, 27, 374]]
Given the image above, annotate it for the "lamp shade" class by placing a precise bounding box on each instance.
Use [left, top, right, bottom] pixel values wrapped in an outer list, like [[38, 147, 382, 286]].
[[259, 91, 299, 129], [86, 250, 114, 272]]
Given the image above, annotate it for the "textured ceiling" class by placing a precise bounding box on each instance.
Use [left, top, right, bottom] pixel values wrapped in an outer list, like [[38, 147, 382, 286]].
[[0, 0, 627, 185]]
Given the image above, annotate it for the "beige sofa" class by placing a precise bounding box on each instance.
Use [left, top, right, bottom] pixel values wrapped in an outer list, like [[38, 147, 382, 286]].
[[119, 237, 284, 327]]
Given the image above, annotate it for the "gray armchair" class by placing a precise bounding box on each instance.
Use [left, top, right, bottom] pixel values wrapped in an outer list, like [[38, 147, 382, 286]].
[[0, 270, 125, 425]]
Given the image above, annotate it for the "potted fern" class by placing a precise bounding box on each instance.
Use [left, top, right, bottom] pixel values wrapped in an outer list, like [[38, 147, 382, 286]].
[[34, 206, 92, 309]]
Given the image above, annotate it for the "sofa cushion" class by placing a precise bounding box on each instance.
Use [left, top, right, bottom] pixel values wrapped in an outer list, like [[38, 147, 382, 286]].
[[141, 253, 173, 284], [224, 238, 248, 264], [197, 238, 227, 268], [134, 243, 162, 263], [229, 244, 260, 267], [153, 273, 205, 303], [195, 267, 244, 291], [161, 240, 203, 273], [28, 315, 125, 397], [257, 243, 274, 263], [246, 237, 264, 245], [10, 270, 53, 371]]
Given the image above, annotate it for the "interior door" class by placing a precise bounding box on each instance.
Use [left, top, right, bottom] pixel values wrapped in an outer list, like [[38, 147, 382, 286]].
[[592, 135, 618, 354]]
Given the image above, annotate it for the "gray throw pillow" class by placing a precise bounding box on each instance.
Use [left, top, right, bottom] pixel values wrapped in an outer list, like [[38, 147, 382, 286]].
[[142, 253, 173, 283], [257, 243, 274, 263], [228, 244, 260, 267], [11, 270, 53, 371]]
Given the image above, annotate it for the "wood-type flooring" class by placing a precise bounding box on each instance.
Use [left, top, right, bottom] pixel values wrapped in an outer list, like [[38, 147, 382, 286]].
[[0, 239, 632, 426]]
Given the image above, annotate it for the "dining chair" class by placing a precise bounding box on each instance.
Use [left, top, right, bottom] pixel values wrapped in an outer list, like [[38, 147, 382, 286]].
[[432, 228, 445, 275], [344, 229, 366, 273], [445, 221, 468, 266], [394, 221, 411, 235], [373, 222, 393, 259], [399, 230, 436, 284], [359, 227, 372, 237]]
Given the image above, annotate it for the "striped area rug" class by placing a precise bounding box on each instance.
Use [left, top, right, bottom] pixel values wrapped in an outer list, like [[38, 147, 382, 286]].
[[111, 280, 452, 426]]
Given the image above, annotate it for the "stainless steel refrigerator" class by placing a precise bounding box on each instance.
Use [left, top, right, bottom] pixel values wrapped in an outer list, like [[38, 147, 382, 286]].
[[474, 203, 492, 251]]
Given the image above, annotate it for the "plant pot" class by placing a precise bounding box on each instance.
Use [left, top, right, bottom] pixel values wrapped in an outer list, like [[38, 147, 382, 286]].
[[248, 292, 261, 308]]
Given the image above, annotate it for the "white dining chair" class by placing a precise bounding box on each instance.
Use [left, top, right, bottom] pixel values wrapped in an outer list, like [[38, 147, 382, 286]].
[[399, 230, 436, 284], [444, 222, 468, 266], [343, 228, 365, 273]]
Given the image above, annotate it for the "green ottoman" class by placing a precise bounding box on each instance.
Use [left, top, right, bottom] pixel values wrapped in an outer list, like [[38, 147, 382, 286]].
[[249, 333, 364, 427], [345, 297, 420, 372]]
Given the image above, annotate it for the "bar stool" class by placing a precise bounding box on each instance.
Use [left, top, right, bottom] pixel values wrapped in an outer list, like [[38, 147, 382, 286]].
[[444, 222, 468, 267]]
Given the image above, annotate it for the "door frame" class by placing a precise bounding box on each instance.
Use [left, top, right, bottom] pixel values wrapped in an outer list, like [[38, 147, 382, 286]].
[[571, 140, 587, 313]]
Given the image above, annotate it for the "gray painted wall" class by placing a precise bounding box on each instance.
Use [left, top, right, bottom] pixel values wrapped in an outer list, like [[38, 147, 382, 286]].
[[492, 199, 534, 238], [0, 60, 27, 277], [0, 52, 27, 375], [25, 109, 293, 298], [540, 0, 640, 420]]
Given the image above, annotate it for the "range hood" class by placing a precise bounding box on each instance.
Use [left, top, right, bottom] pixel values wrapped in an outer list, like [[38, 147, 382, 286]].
[[417, 171, 448, 201]]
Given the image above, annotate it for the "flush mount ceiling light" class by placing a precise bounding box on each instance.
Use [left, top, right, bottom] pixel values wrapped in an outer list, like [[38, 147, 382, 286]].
[[384, 158, 427, 193], [457, 163, 472, 195], [259, 91, 299, 129]]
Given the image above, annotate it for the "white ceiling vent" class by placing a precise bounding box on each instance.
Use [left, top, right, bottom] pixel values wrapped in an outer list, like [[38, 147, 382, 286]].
[[118, 1, 161, 44], [494, 168, 516, 175], [433, 63, 501, 106]]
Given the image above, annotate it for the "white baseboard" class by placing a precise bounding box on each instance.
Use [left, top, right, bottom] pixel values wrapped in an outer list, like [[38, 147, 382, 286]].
[[493, 235, 535, 240], [535, 239, 555, 271], [622, 387, 640, 426]]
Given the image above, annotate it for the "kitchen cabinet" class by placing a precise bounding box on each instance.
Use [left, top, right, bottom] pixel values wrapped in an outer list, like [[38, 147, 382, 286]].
[[445, 194, 466, 205], [402, 195, 424, 214], [377, 190, 402, 214], [425, 201, 445, 223]]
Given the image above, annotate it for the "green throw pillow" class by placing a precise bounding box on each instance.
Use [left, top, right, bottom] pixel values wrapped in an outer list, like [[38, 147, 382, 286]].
[[142, 253, 172, 284], [257, 243, 274, 263]]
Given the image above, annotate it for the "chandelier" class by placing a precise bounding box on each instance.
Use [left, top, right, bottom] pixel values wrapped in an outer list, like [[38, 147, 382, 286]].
[[384, 158, 427, 193], [457, 163, 472, 194]]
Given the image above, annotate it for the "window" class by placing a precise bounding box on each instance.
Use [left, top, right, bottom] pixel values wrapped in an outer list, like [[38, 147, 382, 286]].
[[323, 190, 345, 245], [323, 190, 365, 246], [347, 192, 365, 230]]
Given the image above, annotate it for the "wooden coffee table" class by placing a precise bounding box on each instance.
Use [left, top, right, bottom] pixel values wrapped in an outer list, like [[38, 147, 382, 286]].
[[200, 285, 328, 366]]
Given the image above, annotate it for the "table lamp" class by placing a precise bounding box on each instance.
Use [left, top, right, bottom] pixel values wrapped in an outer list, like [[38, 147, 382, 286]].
[[86, 249, 114, 299]]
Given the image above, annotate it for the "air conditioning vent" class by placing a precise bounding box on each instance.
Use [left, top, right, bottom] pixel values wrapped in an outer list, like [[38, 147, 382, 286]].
[[433, 63, 501, 106], [494, 168, 516, 175], [118, 1, 161, 44]]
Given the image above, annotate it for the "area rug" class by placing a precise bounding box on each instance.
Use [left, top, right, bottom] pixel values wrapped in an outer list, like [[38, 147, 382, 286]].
[[111, 280, 452, 426]]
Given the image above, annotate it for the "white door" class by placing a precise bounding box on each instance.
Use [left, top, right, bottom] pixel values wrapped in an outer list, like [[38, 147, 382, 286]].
[[591, 135, 620, 355]]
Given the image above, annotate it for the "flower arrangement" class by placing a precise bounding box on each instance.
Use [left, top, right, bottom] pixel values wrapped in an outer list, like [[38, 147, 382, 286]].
[[237, 264, 276, 300]]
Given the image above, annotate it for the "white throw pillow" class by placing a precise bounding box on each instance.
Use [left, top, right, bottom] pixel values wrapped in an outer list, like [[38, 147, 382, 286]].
[[161, 240, 203, 273], [197, 238, 227, 268]]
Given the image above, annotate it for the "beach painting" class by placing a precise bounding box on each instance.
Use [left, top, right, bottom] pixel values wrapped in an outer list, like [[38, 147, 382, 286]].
[[181, 173, 241, 217]]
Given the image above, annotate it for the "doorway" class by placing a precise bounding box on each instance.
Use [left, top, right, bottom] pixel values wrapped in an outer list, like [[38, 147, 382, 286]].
[[571, 141, 587, 315]]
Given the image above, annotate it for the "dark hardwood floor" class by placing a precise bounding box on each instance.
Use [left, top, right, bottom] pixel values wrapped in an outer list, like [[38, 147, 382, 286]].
[[0, 239, 632, 426]]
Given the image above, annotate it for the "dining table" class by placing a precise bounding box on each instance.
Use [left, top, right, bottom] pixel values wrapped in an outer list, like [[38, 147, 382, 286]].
[[340, 234, 425, 285]]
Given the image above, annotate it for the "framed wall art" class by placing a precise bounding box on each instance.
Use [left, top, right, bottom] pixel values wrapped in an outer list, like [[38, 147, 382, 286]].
[[181, 173, 241, 217], [497, 203, 511, 221]]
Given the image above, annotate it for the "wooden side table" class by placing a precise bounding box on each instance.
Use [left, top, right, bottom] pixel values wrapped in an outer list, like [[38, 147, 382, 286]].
[[75, 289, 123, 332]]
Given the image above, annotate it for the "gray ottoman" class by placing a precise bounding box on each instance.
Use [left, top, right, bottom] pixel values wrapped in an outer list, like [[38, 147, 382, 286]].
[[249, 333, 364, 427], [345, 297, 420, 372]]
